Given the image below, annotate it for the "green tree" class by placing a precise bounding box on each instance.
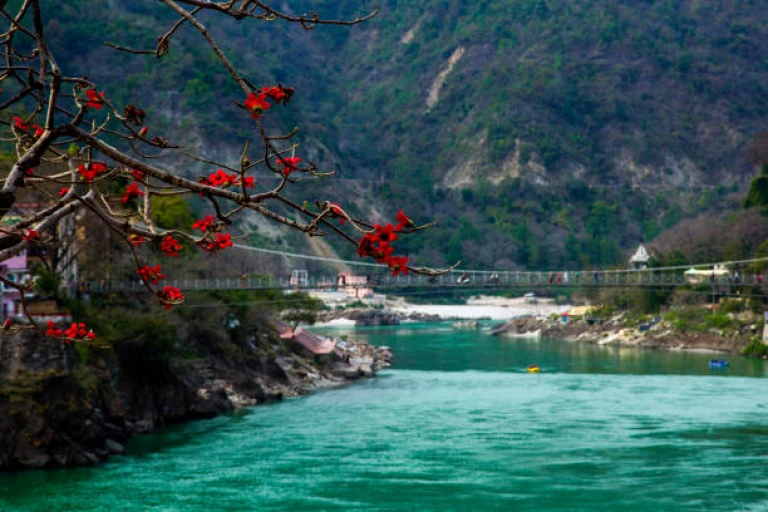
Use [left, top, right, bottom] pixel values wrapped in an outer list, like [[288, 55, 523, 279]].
[[151, 195, 194, 231], [749, 239, 768, 272], [281, 292, 324, 329], [743, 164, 768, 213], [585, 201, 617, 238]]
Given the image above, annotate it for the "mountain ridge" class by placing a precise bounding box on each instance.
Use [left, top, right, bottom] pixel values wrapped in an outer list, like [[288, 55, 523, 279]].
[[11, 0, 768, 270]]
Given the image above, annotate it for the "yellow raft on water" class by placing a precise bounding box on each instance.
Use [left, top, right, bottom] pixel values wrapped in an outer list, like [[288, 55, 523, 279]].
[[527, 364, 541, 373]]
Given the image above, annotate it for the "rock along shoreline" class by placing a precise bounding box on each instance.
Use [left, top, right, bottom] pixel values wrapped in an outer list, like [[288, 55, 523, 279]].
[[0, 325, 392, 472], [489, 311, 761, 354], [317, 296, 761, 355]]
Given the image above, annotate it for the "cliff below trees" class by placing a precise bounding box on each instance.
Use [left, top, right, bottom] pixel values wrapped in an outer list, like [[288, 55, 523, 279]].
[[0, 307, 381, 471]]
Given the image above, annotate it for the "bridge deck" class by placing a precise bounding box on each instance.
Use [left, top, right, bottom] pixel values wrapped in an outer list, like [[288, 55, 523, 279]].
[[76, 269, 762, 293]]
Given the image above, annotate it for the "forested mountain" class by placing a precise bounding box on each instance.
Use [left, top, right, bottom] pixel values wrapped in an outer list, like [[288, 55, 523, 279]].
[[27, 0, 768, 269]]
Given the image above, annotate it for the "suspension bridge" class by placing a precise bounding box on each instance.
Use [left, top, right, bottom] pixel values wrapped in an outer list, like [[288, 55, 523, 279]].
[[77, 242, 768, 294]]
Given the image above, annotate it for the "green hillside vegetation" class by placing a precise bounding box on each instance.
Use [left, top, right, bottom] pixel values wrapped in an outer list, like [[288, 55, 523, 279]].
[[34, 0, 768, 270]]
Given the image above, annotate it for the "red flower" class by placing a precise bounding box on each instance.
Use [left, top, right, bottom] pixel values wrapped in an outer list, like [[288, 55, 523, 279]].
[[121, 183, 144, 204], [137, 264, 166, 285], [12, 117, 28, 131], [132, 169, 144, 181], [396, 210, 414, 230], [243, 176, 255, 189], [277, 156, 302, 177], [157, 286, 184, 310], [3, 319, 11, 331], [63, 323, 78, 338], [388, 255, 409, 276], [357, 225, 399, 258], [58, 188, 69, 198], [63, 322, 95, 342], [374, 223, 398, 244], [328, 203, 346, 225], [357, 233, 377, 258], [78, 162, 107, 182], [124, 104, 145, 125], [207, 169, 225, 186], [46, 321, 63, 338], [207, 169, 238, 187], [23, 229, 39, 242], [32, 124, 44, 138], [260, 85, 294, 105], [160, 235, 183, 257], [356, 220, 410, 276], [128, 233, 148, 246], [244, 93, 271, 119], [372, 243, 395, 264], [198, 233, 233, 253], [192, 215, 215, 233], [216, 233, 233, 250], [138, 126, 149, 138], [85, 88, 105, 109]]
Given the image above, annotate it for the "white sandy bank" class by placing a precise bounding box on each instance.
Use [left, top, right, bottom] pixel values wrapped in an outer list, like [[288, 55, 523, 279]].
[[391, 296, 570, 320]]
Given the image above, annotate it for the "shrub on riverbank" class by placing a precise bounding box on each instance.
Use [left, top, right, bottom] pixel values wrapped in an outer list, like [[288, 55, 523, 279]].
[[742, 338, 768, 358], [664, 308, 736, 333]]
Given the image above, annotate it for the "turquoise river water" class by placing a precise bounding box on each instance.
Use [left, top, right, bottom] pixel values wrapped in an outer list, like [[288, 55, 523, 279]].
[[2, 323, 768, 511]]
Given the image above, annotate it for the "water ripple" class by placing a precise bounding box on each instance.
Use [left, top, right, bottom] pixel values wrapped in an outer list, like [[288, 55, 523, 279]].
[[3, 330, 768, 511]]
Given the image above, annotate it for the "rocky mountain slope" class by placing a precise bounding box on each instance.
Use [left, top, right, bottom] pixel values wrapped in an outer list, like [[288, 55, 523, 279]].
[[27, 1, 768, 269]]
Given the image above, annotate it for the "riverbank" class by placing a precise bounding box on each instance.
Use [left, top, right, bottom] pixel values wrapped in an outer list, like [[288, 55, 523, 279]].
[[315, 292, 766, 356], [0, 321, 389, 471], [492, 308, 764, 355]]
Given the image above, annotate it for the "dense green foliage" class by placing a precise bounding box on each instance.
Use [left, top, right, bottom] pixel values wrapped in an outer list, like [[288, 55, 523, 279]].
[[63, 286, 322, 373], [663, 308, 738, 334], [34, 0, 768, 270], [743, 164, 768, 213], [742, 337, 768, 357], [150, 196, 194, 232], [31, 267, 60, 297]]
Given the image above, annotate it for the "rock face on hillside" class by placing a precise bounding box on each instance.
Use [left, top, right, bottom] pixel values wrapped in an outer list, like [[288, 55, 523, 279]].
[[49, 1, 768, 272], [0, 323, 379, 471]]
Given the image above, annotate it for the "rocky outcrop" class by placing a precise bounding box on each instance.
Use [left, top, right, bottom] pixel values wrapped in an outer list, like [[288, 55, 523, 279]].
[[0, 321, 378, 471], [318, 308, 441, 326], [489, 316, 542, 336], [347, 309, 401, 326], [330, 338, 394, 380], [493, 312, 757, 353]]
